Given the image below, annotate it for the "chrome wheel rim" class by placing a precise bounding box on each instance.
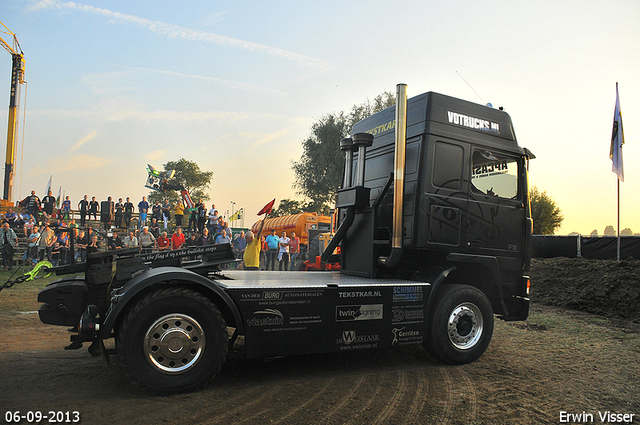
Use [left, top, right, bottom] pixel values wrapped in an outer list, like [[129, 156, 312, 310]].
[[447, 302, 483, 350], [143, 314, 205, 374]]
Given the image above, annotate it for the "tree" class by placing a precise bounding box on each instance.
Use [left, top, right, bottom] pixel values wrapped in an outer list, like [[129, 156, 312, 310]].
[[292, 91, 396, 212], [621, 228, 633, 236], [529, 186, 563, 235], [270, 199, 305, 217], [590, 229, 599, 237], [603, 225, 616, 237], [270, 198, 332, 217], [147, 158, 213, 205]]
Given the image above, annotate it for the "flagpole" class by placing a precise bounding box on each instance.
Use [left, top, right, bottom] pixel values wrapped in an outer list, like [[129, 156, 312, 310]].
[[617, 178, 620, 261]]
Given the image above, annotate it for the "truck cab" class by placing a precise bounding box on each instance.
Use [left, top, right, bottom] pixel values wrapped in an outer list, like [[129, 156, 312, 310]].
[[332, 89, 533, 323]]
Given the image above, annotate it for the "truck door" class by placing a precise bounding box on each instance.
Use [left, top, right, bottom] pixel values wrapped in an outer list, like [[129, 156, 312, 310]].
[[421, 140, 469, 248], [466, 149, 525, 255]]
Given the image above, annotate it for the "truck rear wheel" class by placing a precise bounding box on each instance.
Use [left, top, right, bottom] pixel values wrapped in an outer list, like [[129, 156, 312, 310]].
[[426, 284, 493, 365], [116, 287, 228, 394]]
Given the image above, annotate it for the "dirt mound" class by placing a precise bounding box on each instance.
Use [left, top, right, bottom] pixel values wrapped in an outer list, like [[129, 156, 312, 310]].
[[530, 257, 640, 322]]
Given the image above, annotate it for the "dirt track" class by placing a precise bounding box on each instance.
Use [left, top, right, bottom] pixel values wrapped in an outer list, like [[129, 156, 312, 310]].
[[2, 259, 640, 424], [2, 303, 639, 425]]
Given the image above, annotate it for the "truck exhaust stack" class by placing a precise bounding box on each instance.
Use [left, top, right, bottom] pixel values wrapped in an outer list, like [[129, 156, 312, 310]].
[[379, 83, 407, 268]]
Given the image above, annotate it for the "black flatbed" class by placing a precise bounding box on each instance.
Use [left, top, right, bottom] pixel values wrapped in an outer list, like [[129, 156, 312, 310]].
[[217, 270, 429, 289]]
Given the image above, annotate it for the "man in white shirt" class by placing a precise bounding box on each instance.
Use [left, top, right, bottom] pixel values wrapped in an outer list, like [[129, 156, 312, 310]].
[[278, 231, 290, 271], [207, 205, 218, 234]]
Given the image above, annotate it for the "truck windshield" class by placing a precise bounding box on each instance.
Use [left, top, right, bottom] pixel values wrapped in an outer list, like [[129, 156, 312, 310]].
[[471, 150, 519, 199]]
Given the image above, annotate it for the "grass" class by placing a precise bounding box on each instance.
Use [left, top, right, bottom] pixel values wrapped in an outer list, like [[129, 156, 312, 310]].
[[0, 269, 60, 313]]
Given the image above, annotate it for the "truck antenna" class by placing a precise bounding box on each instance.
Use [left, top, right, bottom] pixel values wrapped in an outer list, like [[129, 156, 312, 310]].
[[456, 71, 486, 105]]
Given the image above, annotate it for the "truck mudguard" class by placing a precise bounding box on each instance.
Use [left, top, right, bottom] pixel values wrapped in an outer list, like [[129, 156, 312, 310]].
[[101, 266, 244, 339]]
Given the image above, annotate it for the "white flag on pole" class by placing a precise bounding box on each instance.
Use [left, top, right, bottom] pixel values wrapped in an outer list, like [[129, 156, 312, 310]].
[[609, 83, 625, 182], [44, 175, 52, 195]]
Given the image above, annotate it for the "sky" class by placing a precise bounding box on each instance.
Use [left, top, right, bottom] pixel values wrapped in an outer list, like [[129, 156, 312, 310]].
[[1, 0, 639, 235]]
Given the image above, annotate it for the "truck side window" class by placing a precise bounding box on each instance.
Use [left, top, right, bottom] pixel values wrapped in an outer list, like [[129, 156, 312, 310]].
[[433, 142, 463, 190], [471, 150, 519, 199]]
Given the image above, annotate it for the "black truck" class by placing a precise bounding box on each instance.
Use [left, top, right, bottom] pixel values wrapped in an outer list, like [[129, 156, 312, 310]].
[[37, 84, 534, 394]]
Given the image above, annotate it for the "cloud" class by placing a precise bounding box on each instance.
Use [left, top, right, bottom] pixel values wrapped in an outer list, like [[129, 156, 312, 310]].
[[29, 0, 336, 71], [69, 130, 97, 152], [237, 128, 291, 149], [120, 66, 288, 96], [144, 150, 166, 162], [29, 153, 112, 175]]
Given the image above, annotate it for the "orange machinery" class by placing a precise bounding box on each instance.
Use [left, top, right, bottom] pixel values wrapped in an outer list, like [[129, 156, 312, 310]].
[[250, 212, 331, 246]]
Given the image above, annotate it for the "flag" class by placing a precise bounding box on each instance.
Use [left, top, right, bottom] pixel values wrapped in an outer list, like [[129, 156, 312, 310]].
[[56, 186, 62, 208], [610, 83, 625, 182], [180, 189, 194, 209], [229, 210, 241, 222], [44, 175, 52, 195], [257, 198, 275, 216]]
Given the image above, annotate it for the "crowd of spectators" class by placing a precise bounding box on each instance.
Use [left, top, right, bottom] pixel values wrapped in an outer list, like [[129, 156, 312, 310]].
[[0, 192, 255, 269], [1, 191, 301, 271]]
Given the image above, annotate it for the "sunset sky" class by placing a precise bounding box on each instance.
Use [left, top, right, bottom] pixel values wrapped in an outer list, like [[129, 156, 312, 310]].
[[2, 0, 639, 234]]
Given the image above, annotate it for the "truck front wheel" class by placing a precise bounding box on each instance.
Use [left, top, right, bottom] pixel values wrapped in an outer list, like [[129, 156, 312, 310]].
[[116, 287, 228, 394], [426, 284, 493, 365]]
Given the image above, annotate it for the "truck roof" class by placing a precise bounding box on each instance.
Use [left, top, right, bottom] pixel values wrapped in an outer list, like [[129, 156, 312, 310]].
[[351, 91, 524, 155]]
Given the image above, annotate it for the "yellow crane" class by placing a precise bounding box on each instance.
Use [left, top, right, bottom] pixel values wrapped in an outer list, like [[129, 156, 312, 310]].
[[0, 21, 25, 206]]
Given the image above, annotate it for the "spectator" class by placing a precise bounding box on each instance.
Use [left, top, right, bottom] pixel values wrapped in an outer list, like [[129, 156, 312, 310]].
[[100, 196, 114, 230], [86, 234, 100, 255], [148, 218, 160, 239], [27, 225, 40, 264], [233, 230, 247, 259], [75, 230, 87, 262], [114, 198, 124, 228], [124, 231, 138, 248], [214, 216, 225, 236], [239, 219, 266, 270], [50, 242, 61, 267], [137, 196, 149, 229], [78, 195, 89, 226], [56, 231, 70, 265], [197, 228, 214, 246], [221, 221, 232, 239], [185, 232, 198, 248], [289, 231, 300, 270], [3, 208, 16, 227], [0, 222, 17, 270], [151, 200, 162, 224], [38, 224, 56, 261], [187, 204, 198, 232], [207, 205, 218, 234], [123, 197, 134, 229], [42, 190, 56, 220], [15, 210, 29, 228], [61, 196, 72, 220], [107, 230, 124, 250], [174, 201, 184, 228], [88, 196, 99, 221], [139, 226, 156, 253], [171, 226, 185, 250], [260, 235, 268, 270], [197, 200, 207, 234], [215, 228, 231, 245], [157, 232, 171, 251], [278, 231, 290, 271], [162, 199, 171, 230], [23, 190, 41, 222], [265, 229, 280, 271]]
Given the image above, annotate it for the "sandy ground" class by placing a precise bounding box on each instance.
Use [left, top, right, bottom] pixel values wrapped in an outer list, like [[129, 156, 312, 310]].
[[1, 259, 639, 424]]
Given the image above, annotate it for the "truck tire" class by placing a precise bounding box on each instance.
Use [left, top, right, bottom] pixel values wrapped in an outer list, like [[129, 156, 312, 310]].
[[116, 287, 228, 394], [425, 284, 493, 365]]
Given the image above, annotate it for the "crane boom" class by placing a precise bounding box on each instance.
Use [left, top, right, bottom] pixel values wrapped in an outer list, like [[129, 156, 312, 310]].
[[0, 21, 25, 205]]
